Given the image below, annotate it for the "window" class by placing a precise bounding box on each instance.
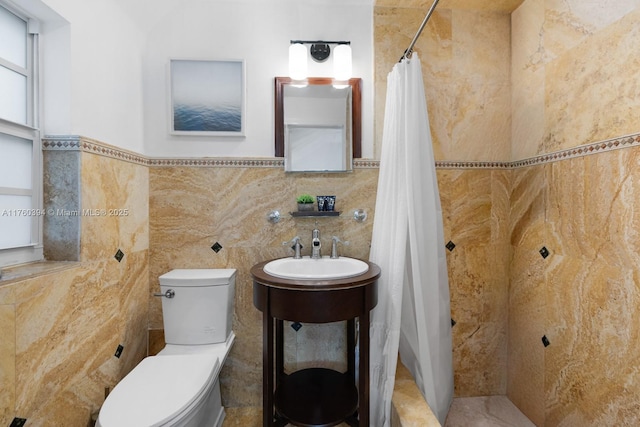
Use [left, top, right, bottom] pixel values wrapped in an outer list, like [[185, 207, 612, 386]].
[[0, 1, 42, 268]]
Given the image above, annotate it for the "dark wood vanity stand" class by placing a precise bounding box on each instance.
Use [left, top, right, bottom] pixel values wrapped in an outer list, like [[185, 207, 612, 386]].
[[251, 260, 380, 427]]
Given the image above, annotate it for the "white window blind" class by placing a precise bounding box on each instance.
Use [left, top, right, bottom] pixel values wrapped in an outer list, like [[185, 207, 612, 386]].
[[0, 1, 42, 267]]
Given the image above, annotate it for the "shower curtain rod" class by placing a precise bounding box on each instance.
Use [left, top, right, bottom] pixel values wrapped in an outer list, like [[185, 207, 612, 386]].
[[401, 0, 440, 61]]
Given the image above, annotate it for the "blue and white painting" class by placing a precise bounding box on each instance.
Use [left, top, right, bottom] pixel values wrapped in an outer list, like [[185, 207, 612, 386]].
[[170, 59, 244, 135]]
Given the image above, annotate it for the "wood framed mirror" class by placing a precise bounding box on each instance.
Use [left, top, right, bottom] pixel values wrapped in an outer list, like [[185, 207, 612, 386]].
[[275, 77, 362, 172]]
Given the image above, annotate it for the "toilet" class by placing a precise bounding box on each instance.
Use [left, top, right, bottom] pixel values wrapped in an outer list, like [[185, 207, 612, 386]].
[[97, 268, 236, 427]]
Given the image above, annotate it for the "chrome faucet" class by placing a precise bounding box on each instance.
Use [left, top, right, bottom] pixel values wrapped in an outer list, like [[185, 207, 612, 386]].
[[311, 227, 322, 259], [330, 236, 349, 258], [283, 236, 303, 259]]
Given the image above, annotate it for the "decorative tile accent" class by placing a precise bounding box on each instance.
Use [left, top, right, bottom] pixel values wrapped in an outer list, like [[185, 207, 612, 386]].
[[353, 159, 380, 168], [10, 418, 27, 427], [541, 335, 550, 347], [211, 242, 223, 253], [114, 249, 124, 262], [149, 158, 284, 168], [291, 322, 303, 331], [446, 241, 456, 252], [41, 136, 82, 150], [436, 161, 511, 169], [43, 136, 147, 166], [114, 344, 124, 358], [451, 318, 456, 327], [43, 132, 640, 171], [539, 247, 549, 259], [511, 134, 640, 169]]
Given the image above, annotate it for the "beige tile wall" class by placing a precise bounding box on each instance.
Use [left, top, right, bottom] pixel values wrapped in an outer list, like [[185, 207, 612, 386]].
[[508, 2, 640, 425], [512, 0, 640, 159], [438, 168, 510, 396], [375, 4, 512, 162], [0, 147, 149, 426], [148, 166, 378, 406]]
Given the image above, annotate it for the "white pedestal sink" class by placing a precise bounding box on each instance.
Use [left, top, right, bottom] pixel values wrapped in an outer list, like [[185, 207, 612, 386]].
[[263, 256, 369, 280]]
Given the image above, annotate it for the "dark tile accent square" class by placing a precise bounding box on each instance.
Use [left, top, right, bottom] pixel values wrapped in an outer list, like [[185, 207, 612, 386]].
[[446, 241, 456, 252], [114, 249, 124, 262], [291, 322, 302, 331], [542, 335, 550, 347], [451, 318, 456, 327], [10, 418, 27, 427], [114, 344, 124, 358], [211, 242, 223, 253], [539, 246, 549, 259]]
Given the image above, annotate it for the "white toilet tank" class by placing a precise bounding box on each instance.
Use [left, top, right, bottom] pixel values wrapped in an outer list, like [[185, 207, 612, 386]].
[[158, 269, 236, 345]]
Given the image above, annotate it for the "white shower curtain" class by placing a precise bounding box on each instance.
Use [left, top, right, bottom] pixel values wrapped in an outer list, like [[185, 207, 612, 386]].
[[369, 54, 453, 426]]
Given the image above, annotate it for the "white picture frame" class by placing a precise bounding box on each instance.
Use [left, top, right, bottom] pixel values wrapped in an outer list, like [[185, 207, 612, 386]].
[[169, 59, 245, 136]]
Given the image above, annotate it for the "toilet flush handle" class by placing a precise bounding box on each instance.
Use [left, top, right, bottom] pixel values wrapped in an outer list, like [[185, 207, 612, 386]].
[[153, 289, 175, 299]]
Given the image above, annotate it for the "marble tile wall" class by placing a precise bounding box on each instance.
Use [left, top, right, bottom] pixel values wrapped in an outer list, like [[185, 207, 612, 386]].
[[508, 145, 640, 427], [512, 0, 640, 159], [0, 285, 16, 426], [0, 139, 149, 426], [148, 165, 378, 406], [508, 165, 546, 425], [43, 149, 81, 261], [439, 168, 510, 397], [508, 2, 640, 426], [544, 149, 640, 426], [374, 3, 512, 162]]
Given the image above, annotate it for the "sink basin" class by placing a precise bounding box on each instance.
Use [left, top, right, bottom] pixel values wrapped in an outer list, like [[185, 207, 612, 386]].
[[264, 256, 369, 280]]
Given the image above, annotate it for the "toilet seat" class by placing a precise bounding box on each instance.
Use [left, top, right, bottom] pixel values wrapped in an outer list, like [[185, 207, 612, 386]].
[[98, 354, 220, 427]]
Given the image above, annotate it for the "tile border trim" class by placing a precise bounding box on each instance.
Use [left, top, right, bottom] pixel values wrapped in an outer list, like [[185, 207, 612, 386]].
[[43, 132, 640, 170], [42, 135, 82, 151], [510, 133, 640, 169], [148, 158, 284, 168], [43, 135, 148, 166]]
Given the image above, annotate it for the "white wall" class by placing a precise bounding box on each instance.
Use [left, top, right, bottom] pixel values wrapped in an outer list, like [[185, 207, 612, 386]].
[[142, 0, 374, 158], [36, 0, 373, 157], [41, 0, 147, 153]]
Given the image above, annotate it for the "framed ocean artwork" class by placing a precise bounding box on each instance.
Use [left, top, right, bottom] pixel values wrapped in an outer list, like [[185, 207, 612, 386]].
[[169, 59, 245, 136]]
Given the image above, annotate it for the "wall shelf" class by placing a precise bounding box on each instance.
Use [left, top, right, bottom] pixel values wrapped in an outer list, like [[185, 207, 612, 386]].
[[289, 211, 340, 217]]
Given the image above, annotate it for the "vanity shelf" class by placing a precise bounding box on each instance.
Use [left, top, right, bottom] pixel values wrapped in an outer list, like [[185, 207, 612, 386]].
[[289, 211, 340, 217], [275, 368, 358, 426]]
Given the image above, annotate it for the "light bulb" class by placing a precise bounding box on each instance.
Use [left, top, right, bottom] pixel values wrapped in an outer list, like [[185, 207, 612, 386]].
[[289, 43, 307, 81], [333, 44, 352, 81]]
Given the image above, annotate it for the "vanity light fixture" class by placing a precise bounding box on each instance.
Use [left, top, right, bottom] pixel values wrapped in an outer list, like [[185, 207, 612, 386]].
[[289, 40, 352, 82]]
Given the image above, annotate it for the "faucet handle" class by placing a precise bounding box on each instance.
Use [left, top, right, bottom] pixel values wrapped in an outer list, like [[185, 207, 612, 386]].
[[330, 236, 350, 258], [283, 236, 303, 259], [282, 236, 300, 246]]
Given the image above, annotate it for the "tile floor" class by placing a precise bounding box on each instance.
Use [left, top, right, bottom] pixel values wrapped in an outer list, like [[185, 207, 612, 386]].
[[224, 396, 535, 426], [222, 407, 350, 427], [444, 396, 536, 427]]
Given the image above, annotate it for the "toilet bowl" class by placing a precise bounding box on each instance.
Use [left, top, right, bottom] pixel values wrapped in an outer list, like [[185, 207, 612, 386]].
[[97, 269, 236, 427]]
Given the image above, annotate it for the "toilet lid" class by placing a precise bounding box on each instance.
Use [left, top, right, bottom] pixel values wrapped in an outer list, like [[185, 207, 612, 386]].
[[159, 269, 236, 287], [99, 354, 220, 427]]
